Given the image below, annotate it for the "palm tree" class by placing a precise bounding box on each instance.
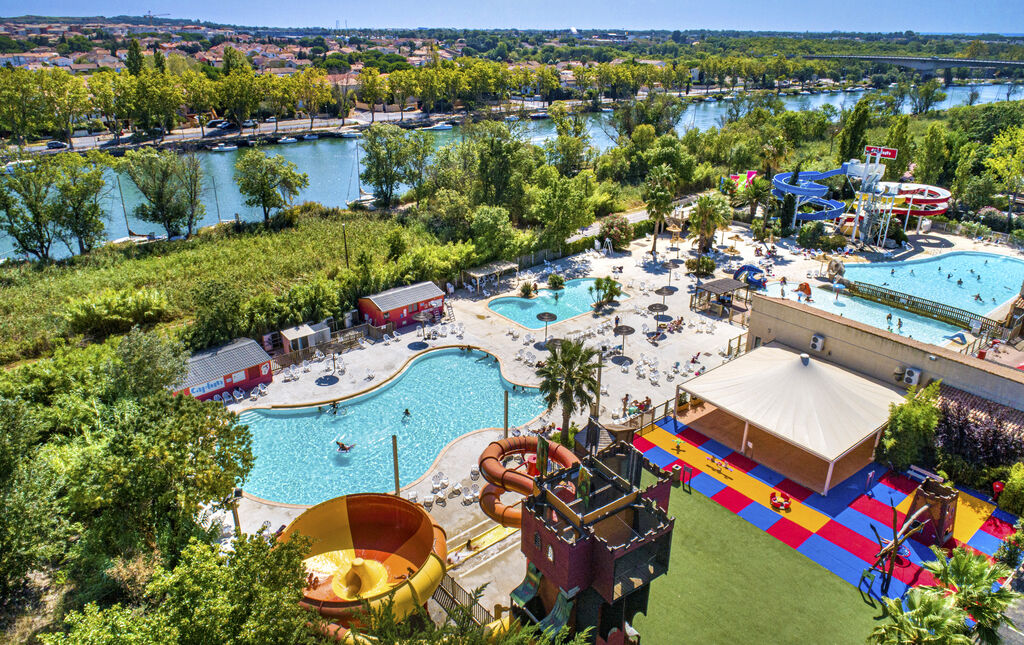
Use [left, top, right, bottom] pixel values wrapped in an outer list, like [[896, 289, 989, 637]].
[[536, 340, 600, 446], [868, 588, 971, 645], [641, 164, 677, 258], [761, 135, 791, 180], [732, 177, 773, 221], [923, 545, 1019, 644], [686, 194, 730, 255]]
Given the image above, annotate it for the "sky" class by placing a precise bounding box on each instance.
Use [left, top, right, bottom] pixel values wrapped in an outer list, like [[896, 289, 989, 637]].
[[2, 0, 1020, 34]]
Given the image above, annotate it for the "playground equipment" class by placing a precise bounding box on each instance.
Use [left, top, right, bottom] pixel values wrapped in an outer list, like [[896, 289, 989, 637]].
[[278, 493, 447, 643], [771, 164, 855, 223], [733, 264, 767, 289], [478, 435, 579, 528], [501, 440, 675, 645]]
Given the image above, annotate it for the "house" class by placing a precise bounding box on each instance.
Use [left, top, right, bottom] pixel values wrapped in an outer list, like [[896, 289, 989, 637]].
[[177, 338, 273, 401], [279, 320, 332, 353], [358, 281, 445, 328]]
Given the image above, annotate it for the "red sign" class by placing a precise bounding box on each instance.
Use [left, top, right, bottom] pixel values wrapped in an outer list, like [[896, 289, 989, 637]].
[[864, 145, 898, 160]]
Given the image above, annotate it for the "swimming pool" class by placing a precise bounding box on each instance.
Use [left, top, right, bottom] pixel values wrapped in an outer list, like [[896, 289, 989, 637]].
[[843, 251, 1024, 315], [763, 282, 960, 345], [488, 278, 618, 328], [238, 348, 546, 505]]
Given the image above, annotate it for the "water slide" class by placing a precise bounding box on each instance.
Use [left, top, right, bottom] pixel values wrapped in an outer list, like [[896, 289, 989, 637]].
[[278, 493, 448, 643], [771, 164, 850, 221], [537, 590, 575, 636], [876, 182, 951, 217], [478, 435, 580, 528], [733, 264, 767, 289]]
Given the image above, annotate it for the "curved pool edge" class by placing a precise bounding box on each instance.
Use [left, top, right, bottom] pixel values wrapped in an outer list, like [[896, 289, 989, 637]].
[[237, 344, 539, 413], [486, 283, 633, 331]]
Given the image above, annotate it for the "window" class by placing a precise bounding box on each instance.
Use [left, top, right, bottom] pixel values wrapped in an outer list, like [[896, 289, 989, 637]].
[[546, 545, 554, 563], [533, 532, 541, 550], [383, 311, 390, 320], [410, 302, 418, 313], [753, 336, 762, 348]]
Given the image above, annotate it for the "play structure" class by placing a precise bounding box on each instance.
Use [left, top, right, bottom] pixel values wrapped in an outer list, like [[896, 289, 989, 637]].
[[489, 440, 675, 645], [771, 164, 855, 223], [733, 264, 767, 289], [478, 435, 579, 528], [278, 493, 447, 643]]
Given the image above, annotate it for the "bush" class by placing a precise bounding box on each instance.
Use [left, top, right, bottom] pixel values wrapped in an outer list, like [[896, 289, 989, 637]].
[[64, 288, 169, 338], [1012, 229, 1024, 248], [999, 463, 1024, 517], [797, 221, 826, 249], [876, 383, 940, 471], [599, 214, 634, 251], [994, 521, 1024, 568], [519, 282, 534, 298], [685, 256, 716, 276], [547, 274, 565, 289], [936, 399, 1024, 469]]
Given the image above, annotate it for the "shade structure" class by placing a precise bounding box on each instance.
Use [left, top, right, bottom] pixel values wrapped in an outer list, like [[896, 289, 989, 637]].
[[536, 311, 557, 341], [681, 344, 904, 463], [728, 234, 744, 242], [724, 247, 741, 255], [654, 285, 675, 305], [612, 324, 635, 353], [412, 311, 433, 322], [647, 303, 668, 314]]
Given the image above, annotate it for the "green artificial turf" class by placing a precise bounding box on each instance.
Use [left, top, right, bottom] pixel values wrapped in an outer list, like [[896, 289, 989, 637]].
[[632, 482, 884, 644]]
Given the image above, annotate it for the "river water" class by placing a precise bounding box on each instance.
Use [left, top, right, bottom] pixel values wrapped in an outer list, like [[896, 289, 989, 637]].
[[0, 83, 1012, 260]]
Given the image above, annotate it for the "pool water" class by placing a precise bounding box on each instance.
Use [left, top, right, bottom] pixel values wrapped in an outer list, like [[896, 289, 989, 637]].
[[843, 252, 1024, 315], [238, 348, 545, 505], [489, 278, 617, 328], [763, 282, 960, 346]]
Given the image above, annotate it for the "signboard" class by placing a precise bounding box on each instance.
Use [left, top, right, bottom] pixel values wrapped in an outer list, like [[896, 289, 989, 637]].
[[228, 370, 246, 385], [260, 362, 271, 376], [729, 170, 759, 190], [864, 145, 898, 160], [189, 377, 225, 397]]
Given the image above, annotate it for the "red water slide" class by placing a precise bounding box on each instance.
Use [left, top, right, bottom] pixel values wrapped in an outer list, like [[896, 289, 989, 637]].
[[477, 435, 580, 528]]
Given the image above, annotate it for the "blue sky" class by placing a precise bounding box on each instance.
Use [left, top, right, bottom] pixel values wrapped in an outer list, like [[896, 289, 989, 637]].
[[4, 0, 1018, 33]]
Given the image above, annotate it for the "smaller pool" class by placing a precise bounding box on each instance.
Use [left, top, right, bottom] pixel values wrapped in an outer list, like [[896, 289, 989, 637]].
[[489, 278, 617, 329], [763, 282, 960, 346]]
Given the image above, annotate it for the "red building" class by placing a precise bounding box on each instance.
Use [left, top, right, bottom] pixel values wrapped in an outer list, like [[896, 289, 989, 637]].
[[357, 281, 445, 329], [177, 338, 273, 401]]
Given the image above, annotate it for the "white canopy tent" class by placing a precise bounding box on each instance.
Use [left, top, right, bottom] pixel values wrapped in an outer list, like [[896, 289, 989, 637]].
[[681, 343, 906, 494]]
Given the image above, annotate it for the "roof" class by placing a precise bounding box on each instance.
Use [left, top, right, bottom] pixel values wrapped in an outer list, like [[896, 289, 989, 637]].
[[465, 260, 518, 279], [280, 323, 315, 341], [937, 383, 1024, 435], [181, 338, 271, 390], [681, 343, 906, 462], [361, 281, 444, 312], [698, 278, 748, 296]]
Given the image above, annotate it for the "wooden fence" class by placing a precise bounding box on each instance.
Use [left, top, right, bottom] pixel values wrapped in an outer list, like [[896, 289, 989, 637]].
[[269, 323, 382, 372], [847, 281, 1005, 337]]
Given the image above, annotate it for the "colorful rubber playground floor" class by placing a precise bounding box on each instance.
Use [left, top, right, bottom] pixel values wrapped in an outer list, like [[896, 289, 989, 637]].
[[634, 418, 1018, 599]]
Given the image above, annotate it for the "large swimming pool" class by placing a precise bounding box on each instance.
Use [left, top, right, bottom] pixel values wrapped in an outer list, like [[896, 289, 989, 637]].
[[489, 278, 617, 328], [238, 348, 545, 505], [763, 282, 960, 345], [843, 251, 1024, 315]]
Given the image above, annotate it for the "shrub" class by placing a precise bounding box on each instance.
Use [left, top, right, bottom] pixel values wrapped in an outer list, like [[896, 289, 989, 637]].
[[999, 463, 1024, 517], [876, 383, 940, 471], [599, 214, 634, 251], [685, 256, 716, 276], [994, 521, 1024, 568], [547, 274, 565, 289], [797, 221, 826, 249], [935, 400, 1024, 469], [64, 288, 169, 338], [1012, 229, 1024, 248], [519, 282, 534, 298]]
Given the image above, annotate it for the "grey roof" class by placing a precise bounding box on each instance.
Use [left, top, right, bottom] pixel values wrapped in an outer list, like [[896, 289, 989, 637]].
[[362, 281, 444, 312], [697, 278, 748, 296], [181, 338, 271, 390]]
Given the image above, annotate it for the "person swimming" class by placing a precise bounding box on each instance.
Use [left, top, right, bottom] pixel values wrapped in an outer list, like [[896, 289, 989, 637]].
[[890, 268, 895, 275], [330, 401, 339, 415], [336, 441, 355, 452], [910, 269, 915, 276], [404, 409, 411, 417], [897, 318, 903, 329], [947, 273, 952, 279], [974, 293, 984, 302], [977, 274, 982, 281], [886, 313, 892, 324], [957, 279, 963, 287]]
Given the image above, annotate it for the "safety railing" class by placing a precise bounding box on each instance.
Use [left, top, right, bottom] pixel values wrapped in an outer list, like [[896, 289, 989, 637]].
[[432, 572, 494, 626], [847, 281, 1004, 337]]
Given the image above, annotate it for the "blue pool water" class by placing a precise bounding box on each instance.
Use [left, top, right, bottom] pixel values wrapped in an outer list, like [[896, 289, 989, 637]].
[[489, 278, 618, 328], [238, 348, 545, 505], [843, 252, 1024, 315], [763, 282, 960, 345]]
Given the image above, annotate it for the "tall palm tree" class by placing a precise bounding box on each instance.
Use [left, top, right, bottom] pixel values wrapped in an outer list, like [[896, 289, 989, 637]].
[[686, 193, 730, 255], [868, 588, 971, 645], [535, 340, 600, 446], [732, 176, 773, 221], [761, 135, 791, 180], [641, 164, 677, 258], [923, 545, 1019, 644]]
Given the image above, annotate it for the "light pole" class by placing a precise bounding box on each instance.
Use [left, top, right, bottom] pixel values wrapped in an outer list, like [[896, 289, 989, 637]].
[[595, 344, 607, 415]]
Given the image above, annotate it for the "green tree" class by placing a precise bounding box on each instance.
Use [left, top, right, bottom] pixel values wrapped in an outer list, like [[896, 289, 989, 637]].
[[686, 193, 730, 255], [178, 152, 205, 237], [0, 155, 61, 260], [641, 163, 677, 257], [732, 176, 772, 220], [883, 115, 914, 181], [180, 69, 216, 136], [527, 166, 595, 251], [836, 99, 871, 164], [0, 66, 44, 144], [867, 587, 971, 645], [218, 68, 261, 129], [135, 69, 183, 138], [923, 545, 1019, 644], [120, 148, 188, 238], [89, 70, 131, 141], [536, 339, 600, 445], [951, 142, 977, 211], [761, 135, 791, 180], [38, 67, 92, 147], [471, 205, 515, 260], [52, 151, 109, 255], [153, 49, 166, 74], [221, 45, 250, 76], [986, 125, 1024, 232], [876, 382, 940, 471], [910, 78, 947, 115], [293, 66, 331, 129], [265, 73, 295, 133], [40, 603, 168, 645], [107, 327, 187, 400], [126, 38, 145, 76], [358, 67, 386, 123], [187, 280, 244, 350], [234, 148, 309, 222], [388, 68, 419, 121], [915, 123, 948, 186], [359, 123, 410, 207]]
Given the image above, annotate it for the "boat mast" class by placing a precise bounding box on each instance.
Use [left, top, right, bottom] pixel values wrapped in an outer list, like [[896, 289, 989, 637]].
[[116, 175, 140, 237]]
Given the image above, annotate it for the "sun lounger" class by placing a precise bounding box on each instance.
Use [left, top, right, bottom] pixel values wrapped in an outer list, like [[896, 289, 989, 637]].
[[259, 383, 268, 396]]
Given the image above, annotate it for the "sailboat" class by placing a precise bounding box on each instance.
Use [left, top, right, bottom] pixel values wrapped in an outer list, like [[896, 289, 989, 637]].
[[346, 137, 377, 211]]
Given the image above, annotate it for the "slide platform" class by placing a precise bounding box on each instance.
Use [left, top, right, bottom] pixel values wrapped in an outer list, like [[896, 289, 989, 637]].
[[733, 264, 767, 289], [478, 435, 580, 528]]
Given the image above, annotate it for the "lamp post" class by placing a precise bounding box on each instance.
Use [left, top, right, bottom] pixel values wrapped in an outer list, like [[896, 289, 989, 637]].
[[596, 343, 607, 415]]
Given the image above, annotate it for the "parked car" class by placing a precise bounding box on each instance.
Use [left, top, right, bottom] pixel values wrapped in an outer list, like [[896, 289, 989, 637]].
[[265, 116, 276, 123], [46, 140, 68, 149], [217, 122, 239, 132], [205, 119, 227, 129], [241, 119, 257, 128]]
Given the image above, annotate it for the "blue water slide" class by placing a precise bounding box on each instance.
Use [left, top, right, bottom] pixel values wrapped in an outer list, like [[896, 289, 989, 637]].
[[733, 264, 767, 289], [772, 164, 849, 221]]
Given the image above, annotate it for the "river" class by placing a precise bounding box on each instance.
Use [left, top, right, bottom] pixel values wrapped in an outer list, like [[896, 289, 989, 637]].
[[0, 83, 1013, 260]]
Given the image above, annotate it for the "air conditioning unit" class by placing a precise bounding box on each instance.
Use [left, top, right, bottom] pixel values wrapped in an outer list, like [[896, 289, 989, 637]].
[[903, 368, 921, 386], [810, 334, 826, 352]]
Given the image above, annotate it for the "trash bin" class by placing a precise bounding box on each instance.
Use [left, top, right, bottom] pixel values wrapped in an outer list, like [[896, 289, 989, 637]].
[[671, 464, 682, 484]]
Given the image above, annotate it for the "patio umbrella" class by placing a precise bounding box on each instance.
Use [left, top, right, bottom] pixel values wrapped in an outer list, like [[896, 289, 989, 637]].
[[662, 260, 682, 286], [728, 234, 744, 242], [536, 311, 557, 342], [647, 302, 668, 316], [613, 324, 635, 355], [654, 285, 675, 305], [724, 247, 741, 255], [832, 282, 846, 300], [412, 310, 434, 332]]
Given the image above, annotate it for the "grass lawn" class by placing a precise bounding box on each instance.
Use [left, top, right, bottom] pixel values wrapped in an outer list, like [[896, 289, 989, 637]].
[[632, 479, 883, 644]]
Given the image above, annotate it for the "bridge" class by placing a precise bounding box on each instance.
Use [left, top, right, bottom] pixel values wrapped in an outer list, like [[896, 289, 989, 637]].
[[806, 55, 1024, 73]]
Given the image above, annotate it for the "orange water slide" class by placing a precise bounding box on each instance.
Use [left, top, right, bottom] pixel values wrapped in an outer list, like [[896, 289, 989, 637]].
[[478, 435, 580, 528]]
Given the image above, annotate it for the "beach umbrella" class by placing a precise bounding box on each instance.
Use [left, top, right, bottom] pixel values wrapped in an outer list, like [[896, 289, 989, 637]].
[[613, 324, 635, 355], [536, 311, 557, 342], [654, 285, 675, 305]]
